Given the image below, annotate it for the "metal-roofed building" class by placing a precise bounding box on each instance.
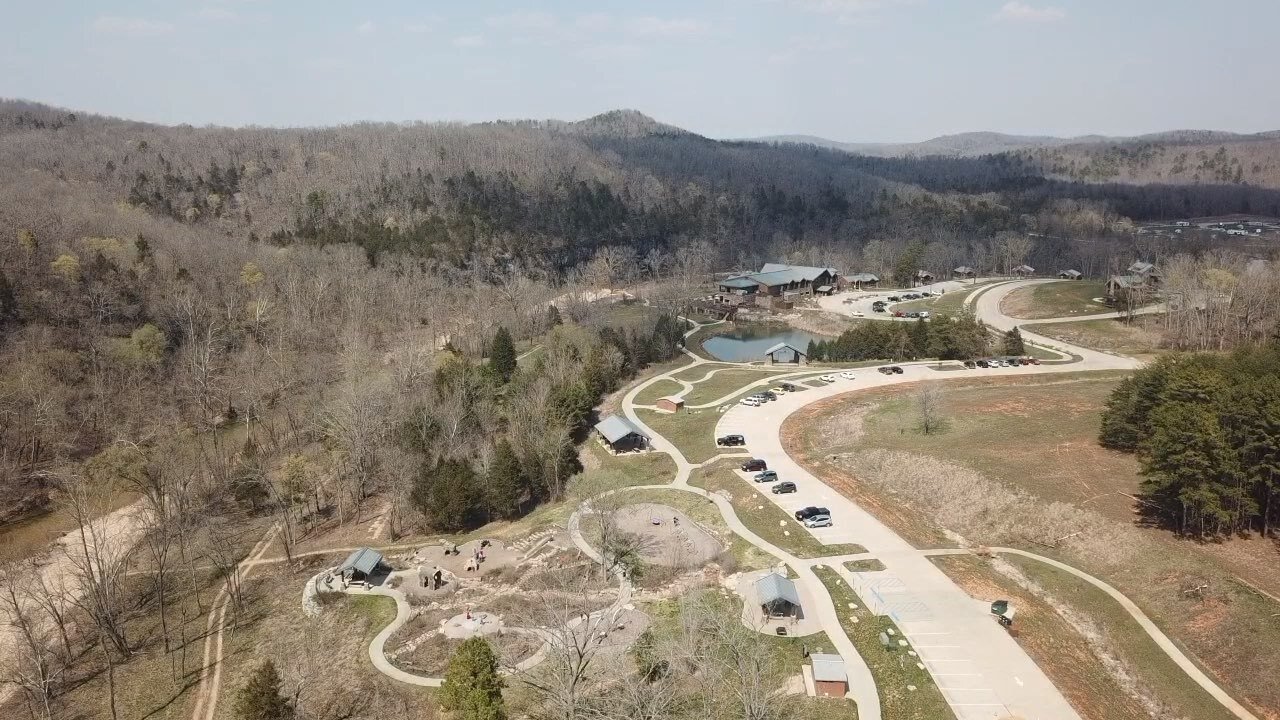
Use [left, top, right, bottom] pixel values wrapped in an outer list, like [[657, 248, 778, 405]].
[[1012, 264, 1036, 276], [844, 272, 879, 289], [594, 415, 650, 452], [953, 266, 976, 278], [810, 653, 848, 697], [1058, 269, 1083, 280], [716, 264, 840, 298], [763, 342, 807, 365], [756, 572, 802, 619], [337, 547, 385, 583]]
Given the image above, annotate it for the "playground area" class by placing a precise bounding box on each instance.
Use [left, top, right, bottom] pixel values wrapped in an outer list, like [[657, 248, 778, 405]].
[[612, 502, 724, 568]]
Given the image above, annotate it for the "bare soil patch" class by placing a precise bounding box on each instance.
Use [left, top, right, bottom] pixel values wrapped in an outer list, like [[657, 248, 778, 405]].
[[613, 502, 723, 568]]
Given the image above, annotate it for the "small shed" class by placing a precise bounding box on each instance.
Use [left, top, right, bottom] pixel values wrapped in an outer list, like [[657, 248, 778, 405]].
[[1058, 269, 1083, 280], [594, 415, 650, 452], [757, 572, 802, 619], [953, 266, 976, 278], [655, 397, 684, 413], [914, 270, 936, 285], [1012, 264, 1036, 276], [811, 653, 848, 697], [763, 342, 807, 366], [337, 547, 385, 584]]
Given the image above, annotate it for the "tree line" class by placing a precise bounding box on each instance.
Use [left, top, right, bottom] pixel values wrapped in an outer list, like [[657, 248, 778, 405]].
[[1100, 346, 1280, 538], [805, 312, 992, 363]]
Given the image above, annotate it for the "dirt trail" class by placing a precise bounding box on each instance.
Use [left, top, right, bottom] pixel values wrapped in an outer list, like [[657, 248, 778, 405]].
[[0, 499, 150, 707]]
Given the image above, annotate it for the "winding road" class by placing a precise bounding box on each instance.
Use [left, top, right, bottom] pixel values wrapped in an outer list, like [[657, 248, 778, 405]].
[[186, 278, 1259, 720]]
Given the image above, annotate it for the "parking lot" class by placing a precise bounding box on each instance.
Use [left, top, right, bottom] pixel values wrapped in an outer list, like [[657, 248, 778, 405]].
[[712, 361, 1090, 720]]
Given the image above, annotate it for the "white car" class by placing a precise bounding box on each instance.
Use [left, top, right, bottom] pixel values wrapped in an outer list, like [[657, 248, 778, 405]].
[[851, 311, 865, 317], [839, 371, 856, 380], [819, 374, 837, 383], [803, 514, 833, 528], [918, 311, 931, 319], [740, 397, 762, 407]]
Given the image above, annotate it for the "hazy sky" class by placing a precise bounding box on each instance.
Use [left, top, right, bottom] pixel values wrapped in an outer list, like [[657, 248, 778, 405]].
[[2, 0, 1277, 141]]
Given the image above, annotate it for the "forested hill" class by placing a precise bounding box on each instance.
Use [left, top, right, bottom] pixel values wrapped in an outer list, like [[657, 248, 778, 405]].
[[4, 99, 1280, 273]]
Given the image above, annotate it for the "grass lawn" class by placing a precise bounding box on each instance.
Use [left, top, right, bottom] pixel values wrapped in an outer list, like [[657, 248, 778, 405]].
[[590, 299, 667, 331], [690, 464, 867, 559], [1033, 317, 1164, 357], [812, 566, 954, 720], [634, 377, 686, 406], [930, 554, 1158, 720], [854, 375, 1140, 512], [785, 377, 1280, 717], [680, 367, 796, 406], [844, 559, 886, 572], [1000, 280, 1110, 319], [982, 553, 1242, 720], [636, 407, 725, 463], [645, 589, 855, 720], [893, 284, 989, 315]]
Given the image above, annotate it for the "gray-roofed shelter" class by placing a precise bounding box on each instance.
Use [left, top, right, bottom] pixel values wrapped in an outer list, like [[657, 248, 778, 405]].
[[338, 547, 386, 583], [953, 266, 976, 278], [756, 572, 802, 619], [763, 342, 807, 365], [594, 415, 650, 452], [1058, 269, 1083, 280], [845, 272, 879, 289]]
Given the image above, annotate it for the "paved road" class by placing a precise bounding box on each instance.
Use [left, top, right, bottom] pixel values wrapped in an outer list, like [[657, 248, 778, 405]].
[[706, 280, 1150, 720]]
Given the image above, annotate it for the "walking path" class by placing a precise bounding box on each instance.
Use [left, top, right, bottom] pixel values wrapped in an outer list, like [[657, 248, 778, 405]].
[[191, 280, 1259, 720]]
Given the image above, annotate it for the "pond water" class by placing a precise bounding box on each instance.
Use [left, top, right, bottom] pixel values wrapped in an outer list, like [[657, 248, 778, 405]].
[[701, 325, 827, 363]]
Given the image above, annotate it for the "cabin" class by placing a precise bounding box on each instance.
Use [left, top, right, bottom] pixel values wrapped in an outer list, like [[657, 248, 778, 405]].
[[1012, 264, 1036, 276], [1058, 269, 1083, 280], [914, 270, 935, 286], [593, 415, 650, 453], [1127, 261, 1162, 287], [717, 264, 841, 298], [953, 266, 976, 279], [810, 654, 848, 697]]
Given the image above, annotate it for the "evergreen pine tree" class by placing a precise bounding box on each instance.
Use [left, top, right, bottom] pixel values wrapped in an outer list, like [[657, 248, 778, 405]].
[[412, 460, 483, 531], [490, 327, 517, 383], [909, 317, 930, 358], [233, 660, 293, 720], [545, 303, 562, 329], [441, 637, 507, 720], [1002, 327, 1025, 356], [487, 439, 527, 520]]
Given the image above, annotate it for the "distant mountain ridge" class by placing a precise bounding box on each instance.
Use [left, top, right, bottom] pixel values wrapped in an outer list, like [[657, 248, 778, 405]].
[[749, 129, 1280, 157]]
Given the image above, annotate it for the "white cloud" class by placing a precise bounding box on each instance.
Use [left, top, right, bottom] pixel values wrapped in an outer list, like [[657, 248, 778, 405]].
[[92, 16, 175, 36], [784, 0, 916, 25], [356, 20, 376, 35], [197, 7, 238, 21], [993, 1, 1066, 22], [402, 16, 440, 34], [625, 16, 706, 37], [486, 11, 557, 32], [453, 35, 485, 48]]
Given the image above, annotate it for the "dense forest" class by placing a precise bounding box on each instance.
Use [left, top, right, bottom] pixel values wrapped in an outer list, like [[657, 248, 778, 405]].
[[6, 100, 1280, 280], [1100, 346, 1280, 537]]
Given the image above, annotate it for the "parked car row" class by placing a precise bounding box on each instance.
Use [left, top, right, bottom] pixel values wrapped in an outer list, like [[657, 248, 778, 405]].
[[740, 389, 779, 407], [963, 356, 1041, 369], [891, 310, 930, 319], [877, 365, 905, 375], [818, 370, 858, 383]]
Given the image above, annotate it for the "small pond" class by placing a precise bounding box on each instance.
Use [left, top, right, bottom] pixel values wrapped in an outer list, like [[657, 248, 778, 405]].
[[700, 325, 827, 363]]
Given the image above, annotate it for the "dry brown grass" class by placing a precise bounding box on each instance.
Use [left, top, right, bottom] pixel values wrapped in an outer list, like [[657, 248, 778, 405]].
[[785, 378, 1280, 718]]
